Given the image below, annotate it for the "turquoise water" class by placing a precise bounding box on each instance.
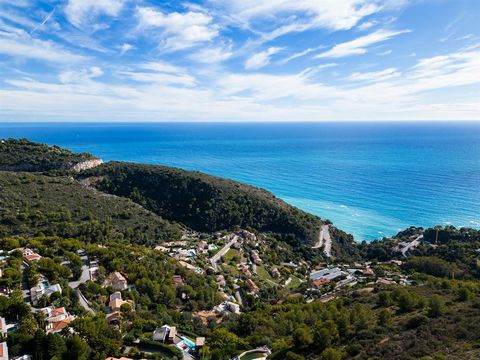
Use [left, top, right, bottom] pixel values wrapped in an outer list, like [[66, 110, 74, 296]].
[[181, 336, 195, 349], [2, 122, 479, 241]]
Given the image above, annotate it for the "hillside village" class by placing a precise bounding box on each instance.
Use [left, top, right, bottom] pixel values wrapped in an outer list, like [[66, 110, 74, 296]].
[[0, 225, 434, 360]]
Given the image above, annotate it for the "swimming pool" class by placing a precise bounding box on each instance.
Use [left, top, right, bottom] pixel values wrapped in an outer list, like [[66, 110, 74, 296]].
[[181, 336, 195, 350]]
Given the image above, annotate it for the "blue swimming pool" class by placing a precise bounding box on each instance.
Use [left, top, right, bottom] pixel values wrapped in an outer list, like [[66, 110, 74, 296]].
[[181, 336, 195, 350]]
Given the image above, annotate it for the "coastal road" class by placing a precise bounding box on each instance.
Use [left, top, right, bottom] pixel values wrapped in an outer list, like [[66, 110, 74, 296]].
[[210, 235, 239, 271], [313, 225, 332, 258], [401, 234, 423, 257]]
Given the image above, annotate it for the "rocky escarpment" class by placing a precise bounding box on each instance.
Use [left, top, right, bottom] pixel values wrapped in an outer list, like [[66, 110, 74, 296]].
[[71, 159, 104, 172]]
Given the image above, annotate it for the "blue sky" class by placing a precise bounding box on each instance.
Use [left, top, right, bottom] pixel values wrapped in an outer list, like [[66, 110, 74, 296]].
[[0, 0, 479, 121]]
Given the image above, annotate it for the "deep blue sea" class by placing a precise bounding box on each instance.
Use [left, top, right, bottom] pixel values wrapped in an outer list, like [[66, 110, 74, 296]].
[[2, 122, 479, 242]]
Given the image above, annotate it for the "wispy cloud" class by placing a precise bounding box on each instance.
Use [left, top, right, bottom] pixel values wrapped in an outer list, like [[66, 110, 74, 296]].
[[0, 29, 87, 63], [245, 47, 283, 70], [189, 45, 233, 63], [357, 20, 377, 31], [277, 46, 324, 65], [315, 29, 410, 58], [348, 67, 400, 82]]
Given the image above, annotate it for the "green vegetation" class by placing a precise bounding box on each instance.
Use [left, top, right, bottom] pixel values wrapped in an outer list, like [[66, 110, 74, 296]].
[[83, 161, 323, 249], [0, 171, 182, 245], [0, 138, 95, 173]]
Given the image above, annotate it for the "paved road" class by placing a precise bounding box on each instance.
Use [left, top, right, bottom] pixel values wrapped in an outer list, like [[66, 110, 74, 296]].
[[210, 235, 238, 271], [68, 255, 90, 289], [401, 234, 423, 257], [313, 225, 332, 258], [76, 289, 95, 314], [322, 225, 332, 258]]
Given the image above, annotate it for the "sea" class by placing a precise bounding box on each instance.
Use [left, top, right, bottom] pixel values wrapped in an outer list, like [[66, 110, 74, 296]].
[[2, 121, 479, 242]]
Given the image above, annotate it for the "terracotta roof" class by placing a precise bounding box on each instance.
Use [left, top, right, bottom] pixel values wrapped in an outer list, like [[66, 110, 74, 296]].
[[48, 316, 73, 333], [50, 308, 66, 317], [24, 253, 42, 261]]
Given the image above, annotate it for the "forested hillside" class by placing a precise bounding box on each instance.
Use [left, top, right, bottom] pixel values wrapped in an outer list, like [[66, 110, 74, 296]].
[[0, 138, 96, 172], [0, 171, 182, 245], [83, 161, 323, 248]]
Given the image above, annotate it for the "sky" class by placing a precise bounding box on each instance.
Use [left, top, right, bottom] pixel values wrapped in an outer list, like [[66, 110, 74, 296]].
[[0, 0, 479, 122]]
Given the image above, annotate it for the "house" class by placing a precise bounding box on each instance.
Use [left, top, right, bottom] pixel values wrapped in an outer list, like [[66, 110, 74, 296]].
[[376, 278, 396, 286], [251, 251, 262, 265], [104, 272, 128, 290], [40, 306, 74, 334], [216, 274, 226, 287], [19, 248, 42, 262], [168, 326, 177, 343], [105, 312, 122, 325], [226, 302, 241, 314], [0, 317, 6, 335], [109, 292, 134, 312], [110, 291, 122, 301], [0, 342, 8, 360], [246, 279, 259, 293], [196, 241, 208, 254], [363, 268, 375, 276], [310, 267, 344, 282], [195, 337, 205, 348], [152, 325, 170, 342], [45, 317, 73, 334], [40, 307, 69, 323], [270, 268, 281, 278], [30, 282, 62, 305], [311, 278, 330, 289], [105, 357, 133, 360], [214, 301, 241, 315]]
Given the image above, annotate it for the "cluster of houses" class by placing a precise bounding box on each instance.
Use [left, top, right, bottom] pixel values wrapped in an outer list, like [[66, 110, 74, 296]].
[[308, 260, 412, 299], [102, 272, 136, 325]]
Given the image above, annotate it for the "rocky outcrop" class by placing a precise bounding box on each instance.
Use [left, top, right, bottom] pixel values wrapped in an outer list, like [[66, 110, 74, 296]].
[[71, 159, 104, 172]]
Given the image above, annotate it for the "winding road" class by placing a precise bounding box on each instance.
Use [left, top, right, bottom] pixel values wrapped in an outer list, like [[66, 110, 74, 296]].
[[313, 225, 332, 258]]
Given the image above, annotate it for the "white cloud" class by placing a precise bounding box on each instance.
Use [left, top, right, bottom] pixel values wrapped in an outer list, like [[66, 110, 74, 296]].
[[377, 49, 392, 56], [136, 6, 218, 51], [278, 47, 323, 65], [348, 68, 400, 82], [214, 0, 382, 32], [119, 61, 196, 87], [245, 47, 283, 70], [189, 46, 233, 63], [119, 43, 134, 55], [357, 20, 377, 30], [64, 0, 123, 28], [59, 66, 103, 83], [0, 29, 87, 63], [315, 29, 410, 58]]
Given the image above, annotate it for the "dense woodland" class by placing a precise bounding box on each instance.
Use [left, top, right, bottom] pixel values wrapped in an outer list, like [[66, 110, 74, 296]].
[[83, 161, 324, 249], [1, 140, 480, 359], [0, 139, 94, 172]]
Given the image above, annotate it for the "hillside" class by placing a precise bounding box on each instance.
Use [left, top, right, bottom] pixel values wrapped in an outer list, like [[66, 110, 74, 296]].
[[0, 138, 98, 172], [82, 161, 324, 248], [0, 171, 182, 245]]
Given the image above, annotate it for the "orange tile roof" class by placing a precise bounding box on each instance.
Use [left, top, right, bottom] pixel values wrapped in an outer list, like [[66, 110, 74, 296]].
[[49, 316, 73, 333], [50, 308, 66, 317]]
